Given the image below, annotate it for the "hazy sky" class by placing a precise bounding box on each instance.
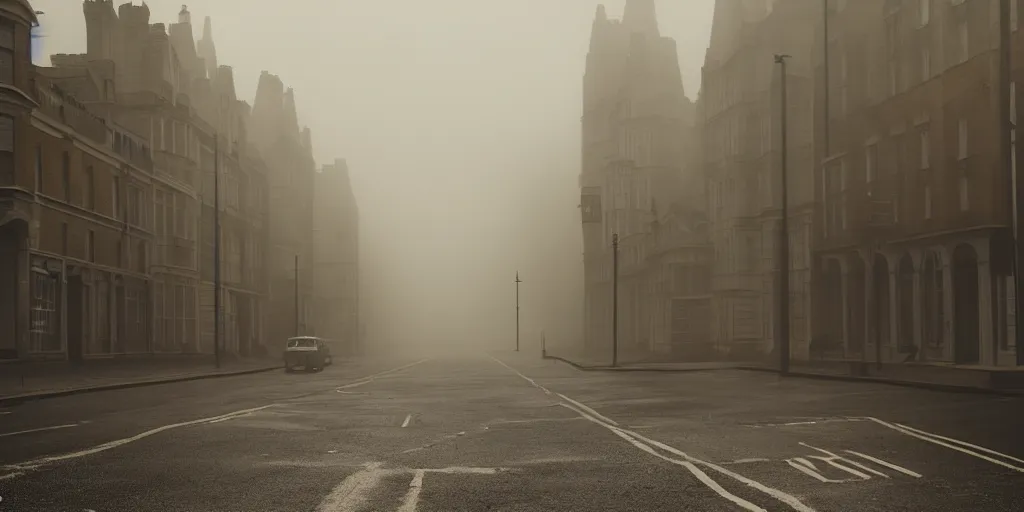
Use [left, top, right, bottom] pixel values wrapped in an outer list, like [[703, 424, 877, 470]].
[[34, 0, 715, 351]]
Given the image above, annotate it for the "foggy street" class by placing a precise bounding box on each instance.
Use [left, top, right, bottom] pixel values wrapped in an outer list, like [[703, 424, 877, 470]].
[[0, 355, 1022, 511]]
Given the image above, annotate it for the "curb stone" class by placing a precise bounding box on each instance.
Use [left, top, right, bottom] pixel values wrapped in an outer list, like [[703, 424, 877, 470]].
[[0, 364, 281, 406]]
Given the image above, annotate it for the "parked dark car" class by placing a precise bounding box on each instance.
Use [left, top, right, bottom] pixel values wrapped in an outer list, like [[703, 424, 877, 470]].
[[283, 337, 332, 372]]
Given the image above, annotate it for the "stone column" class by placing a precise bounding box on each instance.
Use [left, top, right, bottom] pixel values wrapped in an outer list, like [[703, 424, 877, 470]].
[[978, 254, 995, 365], [941, 258, 955, 362], [888, 266, 899, 363], [840, 261, 850, 357], [912, 267, 923, 361], [863, 255, 874, 362]]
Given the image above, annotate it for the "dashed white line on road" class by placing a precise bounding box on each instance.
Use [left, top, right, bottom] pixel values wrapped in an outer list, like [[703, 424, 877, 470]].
[[865, 416, 1024, 473], [336, 359, 430, 392], [0, 423, 79, 438], [402, 414, 412, 428]]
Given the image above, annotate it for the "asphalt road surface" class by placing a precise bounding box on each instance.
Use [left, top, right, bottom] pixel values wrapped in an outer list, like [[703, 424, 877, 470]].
[[1, 353, 1023, 511]]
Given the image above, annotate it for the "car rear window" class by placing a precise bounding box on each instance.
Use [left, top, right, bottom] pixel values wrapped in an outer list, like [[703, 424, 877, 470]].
[[287, 339, 317, 348]]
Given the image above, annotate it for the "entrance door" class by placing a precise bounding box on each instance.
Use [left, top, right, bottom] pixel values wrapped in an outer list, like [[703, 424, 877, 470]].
[[953, 244, 980, 364], [67, 274, 84, 363]]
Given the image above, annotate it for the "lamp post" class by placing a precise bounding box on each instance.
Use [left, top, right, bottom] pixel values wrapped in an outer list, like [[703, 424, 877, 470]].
[[611, 233, 619, 367], [213, 135, 222, 369], [774, 53, 792, 375], [515, 272, 522, 352]]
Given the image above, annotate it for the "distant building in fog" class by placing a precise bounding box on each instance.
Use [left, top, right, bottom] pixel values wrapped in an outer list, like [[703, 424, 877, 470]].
[[313, 159, 360, 353], [579, 0, 712, 361], [701, 0, 817, 360]]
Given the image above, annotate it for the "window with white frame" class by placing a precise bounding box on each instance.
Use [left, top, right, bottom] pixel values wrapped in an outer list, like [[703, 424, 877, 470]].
[[1013, 0, 1019, 32], [919, 0, 929, 26], [866, 143, 878, 184], [921, 46, 931, 80]]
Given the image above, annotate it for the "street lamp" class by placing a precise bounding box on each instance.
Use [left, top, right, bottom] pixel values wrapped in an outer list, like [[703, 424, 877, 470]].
[[515, 272, 522, 352], [774, 53, 792, 375], [611, 233, 619, 367]]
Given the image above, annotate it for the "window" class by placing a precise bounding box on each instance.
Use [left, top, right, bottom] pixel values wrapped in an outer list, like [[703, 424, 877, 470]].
[[889, 60, 898, 96], [61, 223, 68, 255], [920, 129, 930, 169], [87, 230, 95, 262], [960, 176, 970, 211], [1014, 0, 1019, 32], [112, 177, 121, 219], [924, 186, 932, 219], [84, 166, 95, 210], [958, 118, 968, 160], [62, 152, 71, 202], [1012, 82, 1018, 125], [34, 144, 42, 192], [0, 114, 12, 185], [919, 0, 929, 26], [959, 21, 969, 64], [921, 46, 931, 80], [0, 20, 14, 85]]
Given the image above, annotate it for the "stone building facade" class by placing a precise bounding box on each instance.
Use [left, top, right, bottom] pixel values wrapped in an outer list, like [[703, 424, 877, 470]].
[[812, 0, 1022, 367], [701, 0, 818, 360], [580, 1, 711, 361], [313, 159, 360, 354], [0, 1, 318, 361]]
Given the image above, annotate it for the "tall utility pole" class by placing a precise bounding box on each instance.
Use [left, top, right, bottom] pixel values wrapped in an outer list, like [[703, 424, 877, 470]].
[[775, 54, 792, 375], [213, 135, 222, 369], [611, 233, 620, 367], [515, 272, 522, 352], [1001, 0, 1024, 365], [294, 254, 300, 336], [823, 0, 830, 156]]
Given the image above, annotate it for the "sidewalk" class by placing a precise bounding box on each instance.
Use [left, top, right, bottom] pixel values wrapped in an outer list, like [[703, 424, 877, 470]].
[[544, 352, 1024, 394], [0, 356, 281, 404]]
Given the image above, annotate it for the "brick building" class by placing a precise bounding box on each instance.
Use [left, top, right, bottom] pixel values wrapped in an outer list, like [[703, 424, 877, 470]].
[[701, 0, 819, 360], [813, 0, 1021, 366]]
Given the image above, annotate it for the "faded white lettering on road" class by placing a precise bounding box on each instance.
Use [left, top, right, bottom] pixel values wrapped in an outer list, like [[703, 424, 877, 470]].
[[785, 442, 921, 483], [401, 414, 412, 428], [865, 416, 1024, 473], [397, 469, 425, 512], [315, 462, 388, 512], [492, 356, 815, 512]]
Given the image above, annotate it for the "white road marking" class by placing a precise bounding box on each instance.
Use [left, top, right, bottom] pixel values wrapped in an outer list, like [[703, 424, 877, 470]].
[[0, 423, 79, 438], [402, 414, 412, 428], [336, 359, 430, 392], [725, 458, 771, 465], [315, 462, 389, 512], [425, 466, 506, 475], [492, 356, 815, 512], [488, 355, 552, 395], [747, 418, 866, 428], [0, 405, 275, 479], [557, 394, 619, 426], [864, 416, 1024, 473], [843, 450, 922, 478], [397, 469, 425, 512], [0, 411, 11, 415]]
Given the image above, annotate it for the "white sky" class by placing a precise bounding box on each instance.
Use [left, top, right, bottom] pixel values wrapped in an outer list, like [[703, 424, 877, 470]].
[[33, 0, 715, 351]]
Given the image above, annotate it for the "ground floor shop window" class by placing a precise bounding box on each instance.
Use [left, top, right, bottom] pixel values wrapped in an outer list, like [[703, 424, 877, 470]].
[[30, 266, 60, 353]]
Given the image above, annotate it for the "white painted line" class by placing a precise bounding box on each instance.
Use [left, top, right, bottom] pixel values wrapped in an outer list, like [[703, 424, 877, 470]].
[[315, 462, 389, 512], [0, 423, 78, 438], [0, 405, 275, 479], [843, 450, 922, 478], [402, 414, 412, 428], [0, 411, 11, 415], [557, 394, 619, 426], [336, 359, 430, 392], [494, 357, 814, 512], [425, 467, 506, 475], [397, 469, 425, 512], [889, 420, 1024, 467], [727, 458, 771, 465], [488, 356, 552, 395], [864, 417, 1024, 473]]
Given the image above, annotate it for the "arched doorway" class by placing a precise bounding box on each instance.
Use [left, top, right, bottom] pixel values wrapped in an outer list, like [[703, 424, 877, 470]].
[[921, 250, 944, 360], [872, 254, 891, 355], [897, 254, 915, 355], [847, 254, 866, 357], [0, 218, 28, 359], [952, 244, 980, 364]]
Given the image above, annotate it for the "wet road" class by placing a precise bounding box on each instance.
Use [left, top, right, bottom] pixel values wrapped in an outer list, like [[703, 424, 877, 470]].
[[1, 352, 1022, 511]]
